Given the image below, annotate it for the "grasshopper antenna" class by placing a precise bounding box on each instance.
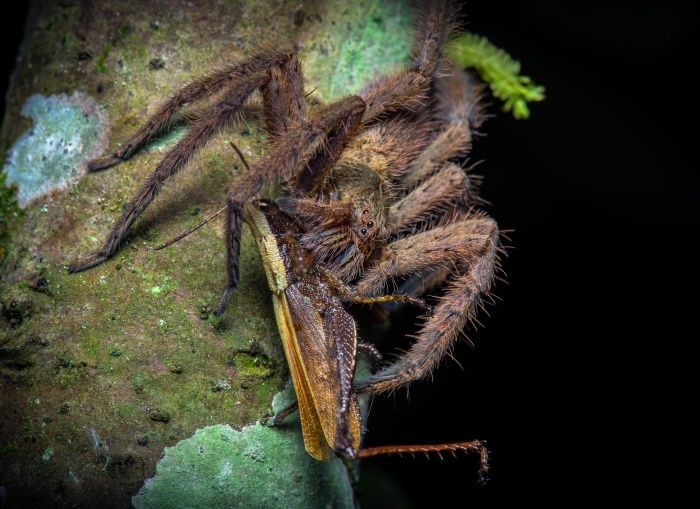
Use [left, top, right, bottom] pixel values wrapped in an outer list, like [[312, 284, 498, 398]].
[[154, 141, 250, 250], [153, 205, 227, 250], [227, 140, 251, 172]]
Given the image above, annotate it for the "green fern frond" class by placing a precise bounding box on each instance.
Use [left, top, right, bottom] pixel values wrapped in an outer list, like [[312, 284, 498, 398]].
[[446, 32, 545, 119]]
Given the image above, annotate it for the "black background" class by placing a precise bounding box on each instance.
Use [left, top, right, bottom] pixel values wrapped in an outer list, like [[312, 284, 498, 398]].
[[359, 2, 697, 504], [1, 1, 696, 505]]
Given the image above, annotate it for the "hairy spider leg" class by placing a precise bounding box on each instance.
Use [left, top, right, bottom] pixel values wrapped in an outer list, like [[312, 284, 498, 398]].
[[400, 67, 487, 189], [215, 96, 367, 314], [292, 111, 363, 194], [389, 162, 473, 234], [354, 214, 500, 394], [262, 56, 307, 138], [69, 52, 307, 273], [68, 73, 267, 272], [88, 50, 293, 171], [360, 0, 456, 126]]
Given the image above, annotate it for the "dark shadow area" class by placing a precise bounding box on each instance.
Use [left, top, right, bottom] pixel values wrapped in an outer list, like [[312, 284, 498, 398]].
[[358, 1, 697, 504], [0, 3, 29, 125]]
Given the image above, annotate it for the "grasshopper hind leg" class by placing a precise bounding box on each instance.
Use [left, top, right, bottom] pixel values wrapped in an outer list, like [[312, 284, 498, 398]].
[[357, 440, 490, 486]]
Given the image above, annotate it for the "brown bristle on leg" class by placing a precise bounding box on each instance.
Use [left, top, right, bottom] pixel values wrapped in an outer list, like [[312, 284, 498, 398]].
[[357, 439, 490, 485]]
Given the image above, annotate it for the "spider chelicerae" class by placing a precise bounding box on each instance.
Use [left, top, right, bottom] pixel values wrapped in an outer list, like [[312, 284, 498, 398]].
[[69, 1, 501, 421]]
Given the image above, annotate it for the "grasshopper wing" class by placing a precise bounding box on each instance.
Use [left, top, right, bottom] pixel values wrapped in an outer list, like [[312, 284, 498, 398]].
[[245, 202, 361, 459], [272, 292, 329, 460], [283, 283, 362, 459]]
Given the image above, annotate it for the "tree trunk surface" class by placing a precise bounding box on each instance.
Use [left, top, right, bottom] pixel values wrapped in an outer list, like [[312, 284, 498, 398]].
[[0, 1, 412, 507]]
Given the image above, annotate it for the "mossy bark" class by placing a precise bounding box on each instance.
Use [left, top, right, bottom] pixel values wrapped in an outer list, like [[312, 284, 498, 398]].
[[0, 1, 412, 507]]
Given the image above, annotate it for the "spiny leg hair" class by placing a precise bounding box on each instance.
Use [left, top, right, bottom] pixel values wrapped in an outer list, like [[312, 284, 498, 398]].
[[215, 96, 367, 314], [352, 59, 495, 393], [69, 51, 305, 273], [88, 50, 293, 171], [354, 214, 500, 394], [71, 1, 503, 434]]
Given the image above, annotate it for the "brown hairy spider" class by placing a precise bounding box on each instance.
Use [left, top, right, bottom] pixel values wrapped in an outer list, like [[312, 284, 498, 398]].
[[69, 1, 501, 397]]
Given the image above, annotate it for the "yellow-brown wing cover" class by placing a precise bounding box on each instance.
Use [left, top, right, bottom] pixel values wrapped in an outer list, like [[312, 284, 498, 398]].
[[285, 284, 362, 458], [271, 294, 330, 460], [246, 204, 361, 460]]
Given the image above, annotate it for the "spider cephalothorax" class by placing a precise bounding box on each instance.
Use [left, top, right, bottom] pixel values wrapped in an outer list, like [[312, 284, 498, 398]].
[[70, 0, 500, 400], [285, 118, 429, 280]]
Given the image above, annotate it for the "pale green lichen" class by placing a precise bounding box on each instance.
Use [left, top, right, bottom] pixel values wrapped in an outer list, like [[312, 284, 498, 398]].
[[133, 371, 372, 508], [132, 423, 354, 509], [301, 0, 413, 101], [2, 93, 107, 208], [145, 126, 187, 153], [41, 446, 54, 461]]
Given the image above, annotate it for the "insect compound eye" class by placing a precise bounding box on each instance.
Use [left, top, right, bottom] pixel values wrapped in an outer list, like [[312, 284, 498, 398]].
[[367, 221, 374, 228], [360, 228, 367, 236]]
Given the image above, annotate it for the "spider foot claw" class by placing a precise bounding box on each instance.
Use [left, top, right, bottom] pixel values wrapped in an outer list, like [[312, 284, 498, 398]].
[[88, 154, 123, 172], [68, 253, 109, 273], [214, 286, 237, 316]]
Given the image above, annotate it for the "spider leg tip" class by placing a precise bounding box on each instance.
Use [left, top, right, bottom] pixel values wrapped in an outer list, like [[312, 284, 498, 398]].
[[214, 287, 237, 316], [87, 154, 122, 172], [67, 254, 106, 273]]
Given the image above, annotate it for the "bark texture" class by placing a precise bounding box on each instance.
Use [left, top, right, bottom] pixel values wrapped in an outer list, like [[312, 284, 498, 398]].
[[0, 1, 411, 507]]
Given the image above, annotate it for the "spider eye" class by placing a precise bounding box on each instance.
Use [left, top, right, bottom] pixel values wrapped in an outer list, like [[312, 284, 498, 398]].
[[363, 209, 369, 215], [360, 228, 367, 236], [367, 221, 374, 228]]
